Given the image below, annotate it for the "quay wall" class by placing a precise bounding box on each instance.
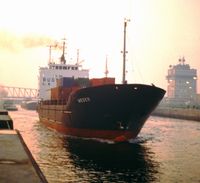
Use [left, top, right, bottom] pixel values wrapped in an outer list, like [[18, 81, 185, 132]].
[[152, 107, 200, 122], [0, 130, 48, 182]]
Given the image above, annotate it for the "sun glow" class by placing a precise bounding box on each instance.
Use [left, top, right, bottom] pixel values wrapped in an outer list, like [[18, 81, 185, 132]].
[[0, 0, 200, 92]]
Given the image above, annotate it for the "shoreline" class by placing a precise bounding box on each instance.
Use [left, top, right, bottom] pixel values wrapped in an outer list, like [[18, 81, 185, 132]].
[[152, 107, 200, 122]]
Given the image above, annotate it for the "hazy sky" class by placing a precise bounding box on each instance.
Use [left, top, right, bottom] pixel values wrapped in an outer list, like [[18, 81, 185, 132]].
[[0, 0, 200, 93]]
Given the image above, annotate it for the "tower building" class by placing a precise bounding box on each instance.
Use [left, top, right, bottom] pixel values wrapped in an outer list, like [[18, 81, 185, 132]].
[[166, 57, 197, 104]]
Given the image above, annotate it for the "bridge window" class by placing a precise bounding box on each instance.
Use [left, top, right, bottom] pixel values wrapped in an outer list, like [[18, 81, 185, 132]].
[[43, 77, 46, 82], [63, 66, 67, 70], [56, 66, 58, 69]]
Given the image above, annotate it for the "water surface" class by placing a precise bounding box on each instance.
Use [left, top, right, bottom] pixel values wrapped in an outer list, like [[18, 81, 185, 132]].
[[9, 107, 200, 182]]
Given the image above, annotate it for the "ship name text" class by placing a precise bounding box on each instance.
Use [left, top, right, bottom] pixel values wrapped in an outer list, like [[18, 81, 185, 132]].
[[77, 97, 91, 103]]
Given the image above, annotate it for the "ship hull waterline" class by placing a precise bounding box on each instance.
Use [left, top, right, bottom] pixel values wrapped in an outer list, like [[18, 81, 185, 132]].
[[37, 84, 165, 142], [40, 118, 140, 142]]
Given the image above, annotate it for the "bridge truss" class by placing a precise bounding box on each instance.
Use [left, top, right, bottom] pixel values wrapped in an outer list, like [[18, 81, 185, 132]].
[[0, 86, 38, 99]]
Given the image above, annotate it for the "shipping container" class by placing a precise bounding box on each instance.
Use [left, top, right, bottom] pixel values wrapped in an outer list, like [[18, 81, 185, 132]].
[[90, 77, 115, 86], [56, 77, 75, 87], [51, 86, 80, 100], [74, 78, 90, 87]]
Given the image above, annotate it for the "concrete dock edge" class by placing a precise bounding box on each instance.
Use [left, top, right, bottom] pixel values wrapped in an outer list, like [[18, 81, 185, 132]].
[[0, 129, 48, 183]]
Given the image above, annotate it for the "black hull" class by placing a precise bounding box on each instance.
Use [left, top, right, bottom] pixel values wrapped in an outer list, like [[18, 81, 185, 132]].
[[37, 84, 165, 141]]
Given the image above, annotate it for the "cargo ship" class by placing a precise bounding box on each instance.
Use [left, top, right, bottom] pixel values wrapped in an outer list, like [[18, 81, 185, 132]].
[[21, 100, 37, 110], [1, 100, 18, 111], [37, 20, 165, 142]]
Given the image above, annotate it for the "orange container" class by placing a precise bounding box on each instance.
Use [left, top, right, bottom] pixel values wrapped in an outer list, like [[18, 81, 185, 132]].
[[90, 77, 115, 86], [51, 86, 80, 100]]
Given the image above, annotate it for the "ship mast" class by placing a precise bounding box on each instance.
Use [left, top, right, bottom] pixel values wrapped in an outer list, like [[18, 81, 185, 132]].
[[76, 49, 79, 65], [60, 38, 66, 64], [122, 18, 130, 84], [104, 55, 109, 78], [48, 45, 52, 65]]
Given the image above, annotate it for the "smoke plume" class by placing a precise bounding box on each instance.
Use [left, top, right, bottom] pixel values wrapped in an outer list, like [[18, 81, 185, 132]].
[[0, 30, 55, 52]]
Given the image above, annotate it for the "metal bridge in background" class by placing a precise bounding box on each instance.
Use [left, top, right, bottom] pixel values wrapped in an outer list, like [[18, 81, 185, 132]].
[[0, 85, 38, 99]]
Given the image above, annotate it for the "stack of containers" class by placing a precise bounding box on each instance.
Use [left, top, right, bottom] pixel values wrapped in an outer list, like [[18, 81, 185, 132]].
[[51, 77, 89, 100]]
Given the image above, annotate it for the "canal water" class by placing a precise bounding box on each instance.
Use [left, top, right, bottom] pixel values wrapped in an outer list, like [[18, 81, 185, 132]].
[[9, 107, 200, 183]]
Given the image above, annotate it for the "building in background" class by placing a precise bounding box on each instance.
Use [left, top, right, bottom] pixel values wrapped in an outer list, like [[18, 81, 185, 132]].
[[165, 57, 197, 106]]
